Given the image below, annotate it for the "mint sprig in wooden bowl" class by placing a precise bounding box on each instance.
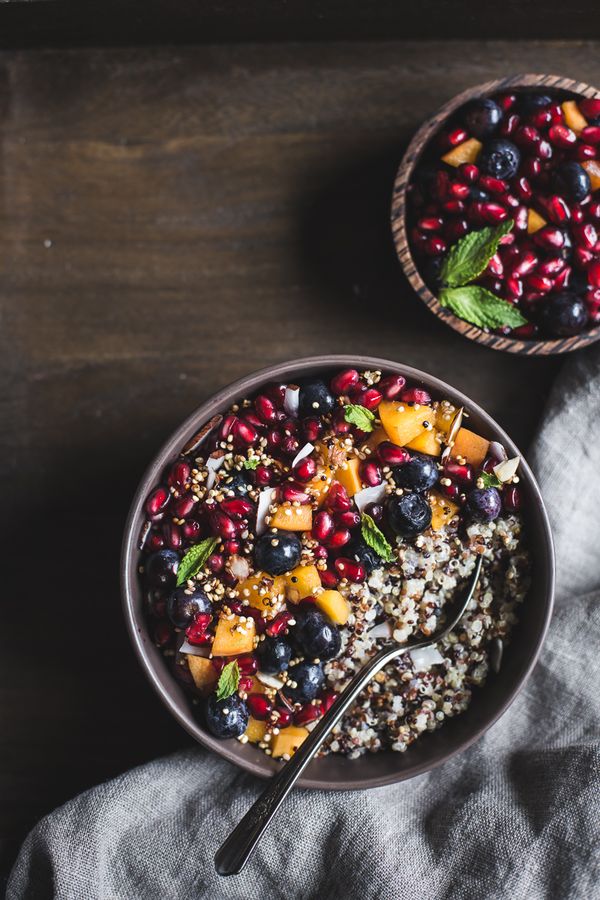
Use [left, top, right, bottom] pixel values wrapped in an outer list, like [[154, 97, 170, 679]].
[[391, 73, 600, 356]]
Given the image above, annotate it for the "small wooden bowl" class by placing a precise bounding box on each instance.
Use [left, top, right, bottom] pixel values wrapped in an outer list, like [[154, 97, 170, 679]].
[[392, 74, 600, 355]]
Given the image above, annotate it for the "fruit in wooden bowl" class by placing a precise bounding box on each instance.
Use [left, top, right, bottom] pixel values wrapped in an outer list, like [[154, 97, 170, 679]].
[[392, 75, 600, 355]]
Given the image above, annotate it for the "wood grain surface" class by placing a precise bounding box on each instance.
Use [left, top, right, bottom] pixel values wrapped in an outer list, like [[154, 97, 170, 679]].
[[1, 39, 595, 878]]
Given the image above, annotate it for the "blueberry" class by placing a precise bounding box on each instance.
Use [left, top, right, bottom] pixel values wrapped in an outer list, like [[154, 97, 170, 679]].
[[167, 586, 212, 629], [298, 380, 335, 418], [465, 487, 502, 522], [469, 186, 491, 203], [254, 529, 302, 575], [283, 661, 325, 703], [256, 637, 292, 674], [463, 98, 502, 138], [540, 291, 589, 337], [346, 536, 381, 574], [393, 453, 439, 492], [479, 139, 521, 180], [205, 693, 249, 739], [423, 256, 444, 287], [516, 93, 552, 114], [293, 608, 341, 661], [386, 493, 432, 538], [145, 549, 180, 589], [552, 162, 591, 203], [219, 470, 251, 496]]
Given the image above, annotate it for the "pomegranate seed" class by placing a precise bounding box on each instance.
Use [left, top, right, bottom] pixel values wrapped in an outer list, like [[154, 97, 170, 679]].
[[211, 656, 226, 673], [348, 383, 368, 405], [576, 143, 597, 161], [377, 442, 410, 466], [512, 322, 539, 339], [511, 250, 538, 277], [326, 528, 351, 549], [255, 464, 274, 487], [435, 170, 450, 200], [154, 621, 172, 647], [167, 460, 191, 489], [486, 253, 504, 277], [478, 175, 508, 195], [533, 226, 565, 250], [480, 202, 509, 224], [537, 140, 553, 160], [233, 420, 258, 446], [294, 456, 318, 482], [513, 205, 529, 232], [186, 613, 212, 645], [443, 460, 473, 486], [182, 519, 202, 541], [445, 218, 469, 242], [574, 246, 594, 269], [146, 486, 169, 519], [482, 457, 497, 474], [171, 493, 194, 519], [330, 368, 360, 396], [266, 611, 294, 638], [219, 414, 238, 441], [220, 497, 253, 519], [320, 569, 339, 589], [206, 552, 224, 573], [500, 113, 519, 136], [281, 435, 300, 457], [400, 387, 431, 404], [497, 93, 516, 111], [148, 532, 164, 551], [281, 417, 299, 435], [254, 394, 277, 424], [589, 201, 600, 219], [337, 510, 361, 528], [448, 181, 470, 200], [228, 600, 244, 615], [446, 127, 468, 147], [524, 274, 553, 295], [313, 510, 335, 541], [503, 485, 522, 512], [360, 460, 382, 487], [334, 557, 366, 582], [424, 236, 447, 256], [208, 509, 237, 540], [522, 158, 542, 179], [364, 502, 384, 523], [516, 125, 542, 150], [586, 287, 600, 309], [238, 676, 253, 693], [418, 216, 444, 232], [162, 522, 182, 549], [327, 482, 351, 511], [378, 374, 406, 399], [587, 260, 600, 287], [321, 689, 338, 712], [548, 103, 564, 124], [573, 222, 598, 250], [302, 416, 322, 443], [579, 98, 600, 119], [542, 195, 571, 225], [548, 124, 576, 148], [332, 408, 352, 435], [248, 694, 273, 720], [224, 539, 240, 555], [266, 428, 282, 451], [440, 481, 461, 501], [358, 388, 382, 412], [515, 177, 533, 202], [537, 257, 565, 277], [581, 125, 600, 145], [275, 707, 292, 727], [530, 108, 552, 128], [294, 702, 324, 726], [555, 265, 572, 290], [459, 163, 479, 182], [236, 654, 258, 675], [571, 205, 585, 224], [280, 483, 310, 504]]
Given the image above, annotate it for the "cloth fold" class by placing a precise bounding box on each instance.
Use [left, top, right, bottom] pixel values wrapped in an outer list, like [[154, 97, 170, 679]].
[[8, 349, 600, 900]]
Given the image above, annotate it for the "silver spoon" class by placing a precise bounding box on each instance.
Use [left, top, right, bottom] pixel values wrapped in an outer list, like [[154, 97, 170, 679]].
[[215, 554, 483, 876]]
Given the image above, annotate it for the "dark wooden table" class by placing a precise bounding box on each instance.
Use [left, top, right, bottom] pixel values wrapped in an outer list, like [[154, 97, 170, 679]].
[[3, 38, 596, 878]]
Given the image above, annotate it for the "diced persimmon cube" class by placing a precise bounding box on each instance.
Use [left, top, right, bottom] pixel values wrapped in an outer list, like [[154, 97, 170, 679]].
[[429, 492, 460, 531], [186, 656, 218, 695], [364, 426, 388, 451], [379, 400, 435, 446], [245, 716, 267, 744], [562, 100, 587, 135], [441, 138, 482, 167], [307, 465, 336, 505], [335, 457, 362, 497], [211, 615, 256, 656], [270, 502, 312, 531], [582, 160, 600, 192], [406, 428, 442, 457], [285, 565, 322, 604], [450, 427, 490, 468], [271, 725, 309, 759], [527, 208, 547, 234], [248, 676, 267, 694], [234, 573, 285, 614], [315, 589, 351, 625]]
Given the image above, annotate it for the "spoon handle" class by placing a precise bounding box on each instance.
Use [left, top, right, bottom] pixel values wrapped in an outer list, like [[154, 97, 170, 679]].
[[214, 642, 400, 876]]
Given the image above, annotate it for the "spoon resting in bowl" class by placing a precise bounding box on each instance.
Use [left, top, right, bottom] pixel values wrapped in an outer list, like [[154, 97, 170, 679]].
[[215, 554, 483, 876]]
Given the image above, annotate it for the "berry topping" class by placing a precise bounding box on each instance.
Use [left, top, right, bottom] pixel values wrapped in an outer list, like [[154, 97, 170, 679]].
[[205, 694, 249, 739], [167, 586, 212, 629], [145, 549, 180, 588], [463, 98, 503, 138], [298, 379, 335, 418], [254, 530, 302, 575], [540, 291, 589, 337], [293, 608, 342, 661], [465, 487, 502, 522], [552, 161, 592, 203], [392, 454, 439, 492], [282, 661, 325, 703], [478, 139, 521, 180], [256, 637, 293, 674], [385, 492, 432, 537]]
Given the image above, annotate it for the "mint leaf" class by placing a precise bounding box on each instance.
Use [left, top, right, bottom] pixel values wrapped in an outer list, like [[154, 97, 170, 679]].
[[344, 404, 376, 433], [439, 286, 527, 330], [480, 472, 502, 489], [215, 660, 240, 702], [176, 537, 219, 586], [243, 457, 259, 470], [361, 513, 395, 563], [440, 221, 514, 288]]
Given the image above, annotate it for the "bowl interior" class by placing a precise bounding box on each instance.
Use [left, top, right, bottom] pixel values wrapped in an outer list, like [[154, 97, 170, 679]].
[[392, 74, 600, 355], [121, 355, 554, 789]]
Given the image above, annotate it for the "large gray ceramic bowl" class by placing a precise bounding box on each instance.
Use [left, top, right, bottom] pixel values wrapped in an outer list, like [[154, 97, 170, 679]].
[[121, 355, 554, 790]]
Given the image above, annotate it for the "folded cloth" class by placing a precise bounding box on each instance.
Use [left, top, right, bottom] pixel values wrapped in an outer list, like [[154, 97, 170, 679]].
[[8, 349, 600, 900]]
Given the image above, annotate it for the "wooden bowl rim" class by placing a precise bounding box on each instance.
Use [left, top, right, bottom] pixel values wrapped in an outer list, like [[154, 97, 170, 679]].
[[392, 73, 600, 355]]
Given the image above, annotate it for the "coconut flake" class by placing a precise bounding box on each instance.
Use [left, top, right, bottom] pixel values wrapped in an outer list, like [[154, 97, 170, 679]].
[[205, 452, 225, 490], [226, 554, 251, 582], [256, 672, 285, 690], [489, 440, 508, 462], [255, 487, 277, 535], [179, 640, 211, 658], [409, 645, 444, 671], [354, 483, 387, 513], [367, 620, 393, 640], [291, 442, 314, 469], [283, 385, 300, 417], [493, 456, 520, 483]]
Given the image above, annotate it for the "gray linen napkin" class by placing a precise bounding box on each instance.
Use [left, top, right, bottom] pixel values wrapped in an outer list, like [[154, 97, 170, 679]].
[[8, 349, 600, 900]]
